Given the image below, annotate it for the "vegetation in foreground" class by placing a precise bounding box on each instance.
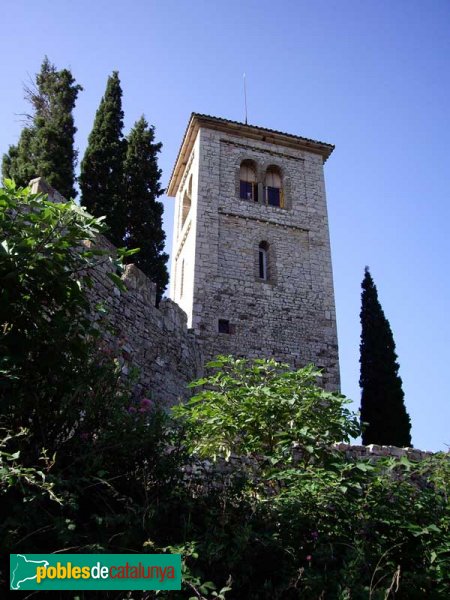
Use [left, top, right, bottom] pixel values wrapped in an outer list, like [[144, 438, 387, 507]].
[[0, 181, 449, 598]]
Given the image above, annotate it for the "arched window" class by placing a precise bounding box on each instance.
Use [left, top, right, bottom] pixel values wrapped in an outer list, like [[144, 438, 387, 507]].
[[181, 175, 192, 227], [239, 160, 258, 201], [258, 241, 269, 280], [265, 166, 283, 207]]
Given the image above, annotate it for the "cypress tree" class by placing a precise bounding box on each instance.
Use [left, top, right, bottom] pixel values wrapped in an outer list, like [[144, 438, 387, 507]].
[[359, 267, 412, 447], [2, 128, 37, 189], [123, 116, 169, 305], [2, 57, 82, 199], [79, 72, 126, 246]]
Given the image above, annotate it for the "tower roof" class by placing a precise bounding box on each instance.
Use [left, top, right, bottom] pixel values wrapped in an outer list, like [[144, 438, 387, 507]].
[[167, 113, 335, 196]]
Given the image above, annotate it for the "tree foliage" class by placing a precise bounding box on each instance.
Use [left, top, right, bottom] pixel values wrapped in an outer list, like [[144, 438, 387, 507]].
[[123, 116, 168, 304], [174, 356, 360, 462], [2, 57, 82, 199], [360, 267, 412, 447], [4, 62, 170, 300], [79, 71, 126, 246], [0, 179, 129, 458]]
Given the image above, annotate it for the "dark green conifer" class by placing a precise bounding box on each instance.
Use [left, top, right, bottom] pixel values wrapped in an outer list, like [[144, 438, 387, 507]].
[[79, 72, 126, 246], [2, 128, 37, 188], [2, 57, 82, 199], [123, 116, 168, 304], [359, 267, 412, 447]]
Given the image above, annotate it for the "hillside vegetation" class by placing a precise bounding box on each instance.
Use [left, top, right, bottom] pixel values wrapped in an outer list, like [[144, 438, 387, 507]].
[[1, 181, 449, 598]]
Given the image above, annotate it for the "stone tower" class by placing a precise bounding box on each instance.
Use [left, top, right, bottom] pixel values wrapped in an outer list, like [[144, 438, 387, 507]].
[[167, 114, 339, 389]]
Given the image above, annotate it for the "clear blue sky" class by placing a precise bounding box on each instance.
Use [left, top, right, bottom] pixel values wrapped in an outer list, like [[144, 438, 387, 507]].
[[1, 0, 449, 451]]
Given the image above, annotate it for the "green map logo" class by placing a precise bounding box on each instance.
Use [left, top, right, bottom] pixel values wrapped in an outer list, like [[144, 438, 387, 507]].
[[10, 554, 181, 590], [11, 555, 50, 590]]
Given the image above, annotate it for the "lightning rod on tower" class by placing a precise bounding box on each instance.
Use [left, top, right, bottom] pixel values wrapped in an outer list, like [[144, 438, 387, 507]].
[[243, 73, 248, 124]]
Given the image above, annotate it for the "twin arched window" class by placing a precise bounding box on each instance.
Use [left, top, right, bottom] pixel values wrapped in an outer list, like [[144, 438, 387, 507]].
[[239, 161, 284, 208]]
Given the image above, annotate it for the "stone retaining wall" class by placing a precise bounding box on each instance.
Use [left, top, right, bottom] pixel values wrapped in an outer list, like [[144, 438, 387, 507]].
[[30, 177, 203, 405], [333, 443, 435, 461], [86, 239, 203, 405]]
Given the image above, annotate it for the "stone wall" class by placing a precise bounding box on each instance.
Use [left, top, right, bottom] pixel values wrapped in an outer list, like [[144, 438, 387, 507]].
[[181, 444, 441, 497], [30, 178, 203, 406], [333, 443, 434, 462], [87, 239, 203, 405]]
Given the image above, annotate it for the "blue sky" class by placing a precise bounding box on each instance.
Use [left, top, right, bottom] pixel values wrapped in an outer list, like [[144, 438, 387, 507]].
[[1, 0, 449, 451]]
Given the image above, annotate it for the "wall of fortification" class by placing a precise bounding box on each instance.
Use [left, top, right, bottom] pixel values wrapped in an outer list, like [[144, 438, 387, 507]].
[[30, 178, 203, 406], [181, 443, 439, 496], [87, 237, 203, 405]]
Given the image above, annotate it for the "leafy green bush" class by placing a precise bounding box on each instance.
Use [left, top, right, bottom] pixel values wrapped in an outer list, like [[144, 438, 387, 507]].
[[0, 181, 187, 595], [173, 356, 360, 463], [0, 428, 60, 502], [1, 179, 124, 456], [172, 357, 450, 599]]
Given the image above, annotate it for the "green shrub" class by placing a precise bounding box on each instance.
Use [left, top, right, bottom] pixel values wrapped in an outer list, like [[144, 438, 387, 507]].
[[0, 181, 187, 596], [173, 356, 360, 464], [172, 356, 450, 599]]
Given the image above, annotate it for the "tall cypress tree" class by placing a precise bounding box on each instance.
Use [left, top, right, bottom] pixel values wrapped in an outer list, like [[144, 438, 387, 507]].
[[123, 116, 168, 305], [359, 267, 412, 447], [2, 57, 82, 199], [79, 72, 125, 246]]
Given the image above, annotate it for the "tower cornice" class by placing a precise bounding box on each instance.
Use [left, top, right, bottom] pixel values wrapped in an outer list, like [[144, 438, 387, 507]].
[[167, 113, 334, 197]]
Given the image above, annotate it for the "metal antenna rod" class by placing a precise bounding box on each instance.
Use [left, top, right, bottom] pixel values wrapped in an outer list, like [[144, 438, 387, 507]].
[[243, 73, 248, 124]]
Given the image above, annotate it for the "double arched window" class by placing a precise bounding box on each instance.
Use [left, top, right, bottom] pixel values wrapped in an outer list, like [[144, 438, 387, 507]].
[[238, 161, 284, 208], [239, 160, 258, 201]]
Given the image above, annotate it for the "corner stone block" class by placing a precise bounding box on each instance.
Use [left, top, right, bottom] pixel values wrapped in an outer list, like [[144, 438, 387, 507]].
[[159, 299, 188, 331], [121, 264, 157, 305], [29, 177, 67, 204]]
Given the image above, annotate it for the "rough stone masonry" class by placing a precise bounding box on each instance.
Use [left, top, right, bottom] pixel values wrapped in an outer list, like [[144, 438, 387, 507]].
[[30, 178, 202, 406], [168, 114, 340, 390]]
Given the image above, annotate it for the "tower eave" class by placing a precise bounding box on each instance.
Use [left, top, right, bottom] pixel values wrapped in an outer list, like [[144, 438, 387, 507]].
[[167, 113, 335, 197]]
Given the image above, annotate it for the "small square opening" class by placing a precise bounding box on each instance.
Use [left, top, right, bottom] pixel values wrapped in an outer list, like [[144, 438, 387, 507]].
[[218, 319, 231, 334]]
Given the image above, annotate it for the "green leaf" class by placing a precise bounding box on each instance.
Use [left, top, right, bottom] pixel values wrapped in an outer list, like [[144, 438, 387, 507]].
[[355, 462, 373, 472], [117, 247, 140, 258], [107, 271, 126, 291], [400, 455, 412, 470]]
